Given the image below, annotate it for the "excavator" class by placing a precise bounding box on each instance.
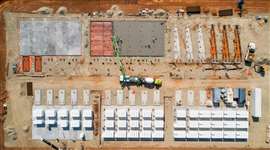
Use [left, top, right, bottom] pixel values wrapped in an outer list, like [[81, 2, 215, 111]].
[[112, 35, 162, 88]]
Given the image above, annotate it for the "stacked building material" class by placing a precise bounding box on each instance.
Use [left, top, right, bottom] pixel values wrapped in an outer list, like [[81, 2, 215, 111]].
[[90, 22, 113, 56]]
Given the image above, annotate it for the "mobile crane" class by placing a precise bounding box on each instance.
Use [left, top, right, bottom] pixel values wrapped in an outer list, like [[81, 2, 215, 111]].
[[112, 35, 162, 88]]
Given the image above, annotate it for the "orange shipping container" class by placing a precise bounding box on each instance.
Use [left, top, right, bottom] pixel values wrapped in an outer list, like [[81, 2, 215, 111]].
[[35, 56, 42, 72], [22, 56, 31, 72]]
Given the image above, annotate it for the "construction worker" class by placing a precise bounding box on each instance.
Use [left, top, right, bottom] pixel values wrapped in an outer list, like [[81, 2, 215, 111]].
[[237, 0, 244, 17]]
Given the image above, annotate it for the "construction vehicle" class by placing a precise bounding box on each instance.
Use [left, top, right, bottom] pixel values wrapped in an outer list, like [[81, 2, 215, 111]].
[[120, 75, 162, 88], [142, 77, 162, 88], [209, 24, 217, 62], [233, 25, 242, 62], [254, 65, 265, 77], [119, 75, 142, 87], [113, 35, 162, 88], [244, 42, 256, 66]]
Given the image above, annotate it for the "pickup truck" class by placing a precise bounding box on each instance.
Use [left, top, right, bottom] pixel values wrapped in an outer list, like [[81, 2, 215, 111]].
[[244, 42, 256, 66]]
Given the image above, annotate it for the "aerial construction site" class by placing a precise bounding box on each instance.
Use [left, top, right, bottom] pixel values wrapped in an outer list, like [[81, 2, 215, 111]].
[[0, 0, 270, 150]]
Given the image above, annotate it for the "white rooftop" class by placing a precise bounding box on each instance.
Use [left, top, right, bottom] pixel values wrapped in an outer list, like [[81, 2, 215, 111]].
[[199, 109, 211, 118], [58, 120, 68, 128], [104, 120, 114, 129], [211, 121, 223, 129], [223, 131, 236, 139], [82, 109, 92, 119], [104, 108, 115, 119], [211, 131, 223, 139], [236, 121, 248, 129], [115, 130, 126, 139], [45, 109, 56, 118], [102, 130, 114, 139], [211, 109, 223, 118], [33, 109, 44, 119], [174, 130, 186, 139], [154, 108, 164, 119], [223, 121, 236, 129], [70, 120, 80, 128], [174, 120, 186, 129], [140, 130, 152, 139], [117, 120, 127, 129], [58, 109, 68, 118], [236, 131, 248, 139], [33, 119, 44, 125], [152, 130, 164, 139], [224, 110, 236, 119], [189, 120, 199, 128], [130, 108, 139, 119], [117, 108, 127, 119], [236, 110, 248, 119], [199, 131, 211, 139], [187, 131, 198, 139], [142, 120, 152, 129], [130, 120, 139, 129], [142, 108, 152, 119], [188, 109, 199, 118], [127, 130, 139, 138], [198, 121, 211, 129], [175, 108, 186, 118], [82, 120, 92, 128], [70, 109, 81, 118], [154, 120, 164, 129], [45, 119, 56, 125]]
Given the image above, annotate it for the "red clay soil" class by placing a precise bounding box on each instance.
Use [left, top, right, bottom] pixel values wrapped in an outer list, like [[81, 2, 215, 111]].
[[0, 0, 270, 150]]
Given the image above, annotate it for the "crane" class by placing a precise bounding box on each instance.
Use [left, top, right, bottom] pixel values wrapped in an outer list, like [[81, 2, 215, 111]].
[[112, 35, 126, 77], [112, 35, 162, 88]]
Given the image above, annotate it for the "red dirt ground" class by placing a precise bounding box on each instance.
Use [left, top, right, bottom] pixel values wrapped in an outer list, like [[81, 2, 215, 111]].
[[0, 0, 269, 150]]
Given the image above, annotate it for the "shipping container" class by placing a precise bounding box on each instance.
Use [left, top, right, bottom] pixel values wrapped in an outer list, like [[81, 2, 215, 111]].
[[141, 90, 148, 105], [187, 90, 194, 106], [104, 90, 112, 105], [153, 90, 160, 105], [46, 89, 53, 105], [117, 90, 124, 105], [71, 89, 77, 105], [212, 88, 221, 106], [219, 9, 233, 17], [175, 90, 182, 105], [34, 56, 42, 72], [233, 88, 246, 107], [34, 89, 41, 105], [239, 88, 246, 106], [233, 88, 240, 99], [186, 6, 201, 15], [199, 90, 206, 106], [26, 82, 33, 96], [83, 89, 90, 105], [22, 56, 31, 72], [252, 88, 262, 118], [174, 130, 186, 140], [58, 89, 65, 105]]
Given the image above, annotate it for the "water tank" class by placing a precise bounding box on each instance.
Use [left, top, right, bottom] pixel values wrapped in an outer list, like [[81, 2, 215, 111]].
[[252, 88, 261, 118]]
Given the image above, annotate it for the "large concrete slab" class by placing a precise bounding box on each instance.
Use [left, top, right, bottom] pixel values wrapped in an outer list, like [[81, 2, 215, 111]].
[[20, 19, 81, 56], [113, 20, 165, 56]]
